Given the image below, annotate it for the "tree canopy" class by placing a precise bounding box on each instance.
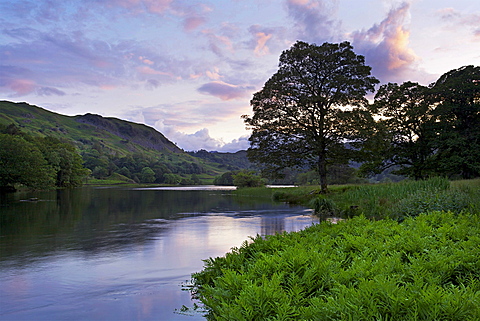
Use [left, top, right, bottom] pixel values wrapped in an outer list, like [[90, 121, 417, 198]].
[[364, 81, 437, 179], [0, 133, 55, 190], [243, 41, 379, 192], [430, 66, 480, 179], [0, 125, 89, 190]]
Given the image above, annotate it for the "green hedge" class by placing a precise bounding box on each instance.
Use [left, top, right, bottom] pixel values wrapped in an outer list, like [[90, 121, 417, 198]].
[[191, 211, 480, 320]]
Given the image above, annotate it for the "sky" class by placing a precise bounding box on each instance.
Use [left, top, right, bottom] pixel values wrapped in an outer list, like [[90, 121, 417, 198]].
[[1, 0, 479, 152]]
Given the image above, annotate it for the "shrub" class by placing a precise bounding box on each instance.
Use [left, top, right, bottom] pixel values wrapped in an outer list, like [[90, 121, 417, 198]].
[[233, 170, 265, 188], [309, 197, 338, 216]]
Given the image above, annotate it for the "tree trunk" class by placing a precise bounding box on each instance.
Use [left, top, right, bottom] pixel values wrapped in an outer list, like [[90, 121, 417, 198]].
[[318, 152, 328, 193]]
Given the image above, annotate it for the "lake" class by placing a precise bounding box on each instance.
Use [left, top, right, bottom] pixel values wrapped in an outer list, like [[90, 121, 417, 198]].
[[0, 186, 319, 320]]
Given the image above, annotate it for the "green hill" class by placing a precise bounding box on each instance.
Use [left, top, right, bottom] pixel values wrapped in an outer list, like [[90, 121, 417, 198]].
[[0, 101, 181, 155], [0, 100, 246, 185]]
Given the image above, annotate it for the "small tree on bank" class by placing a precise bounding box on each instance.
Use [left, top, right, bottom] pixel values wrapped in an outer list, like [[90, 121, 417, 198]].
[[233, 170, 265, 188], [243, 41, 378, 192]]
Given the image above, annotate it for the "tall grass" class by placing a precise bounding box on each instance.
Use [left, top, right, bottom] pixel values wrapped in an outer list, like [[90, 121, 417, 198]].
[[327, 177, 452, 219], [235, 177, 479, 220]]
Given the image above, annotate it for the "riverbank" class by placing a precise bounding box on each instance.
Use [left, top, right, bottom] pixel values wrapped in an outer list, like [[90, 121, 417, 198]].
[[192, 178, 480, 320], [235, 177, 480, 220]]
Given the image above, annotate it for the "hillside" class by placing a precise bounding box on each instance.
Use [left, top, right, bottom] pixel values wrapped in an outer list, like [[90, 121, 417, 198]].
[[0, 101, 182, 155], [0, 101, 248, 184]]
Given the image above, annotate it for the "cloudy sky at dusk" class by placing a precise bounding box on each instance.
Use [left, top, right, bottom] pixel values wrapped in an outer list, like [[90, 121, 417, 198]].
[[1, 0, 479, 152]]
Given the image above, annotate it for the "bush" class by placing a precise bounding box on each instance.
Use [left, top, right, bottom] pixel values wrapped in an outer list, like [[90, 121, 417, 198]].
[[309, 197, 338, 216], [233, 170, 265, 188], [213, 171, 238, 186]]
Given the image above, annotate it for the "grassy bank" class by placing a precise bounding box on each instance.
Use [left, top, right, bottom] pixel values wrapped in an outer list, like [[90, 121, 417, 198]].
[[191, 178, 480, 320]]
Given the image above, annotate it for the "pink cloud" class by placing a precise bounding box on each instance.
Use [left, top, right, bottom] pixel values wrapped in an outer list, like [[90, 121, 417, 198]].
[[137, 66, 173, 77], [437, 8, 480, 40], [247, 24, 287, 58], [104, 0, 173, 14], [206, 68, 222, 80], [253, 32, 272, 57], [351, 2, 419, 83], [8, 79, 37, 96], [197, 81, 253, 100], [183, 15, 206, 31], [202, 29, 234, 57]]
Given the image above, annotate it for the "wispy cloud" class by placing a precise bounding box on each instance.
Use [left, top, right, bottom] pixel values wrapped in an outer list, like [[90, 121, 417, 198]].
[[436, 8, 480, 40], [124, 99, 245, 130], [284, 0, 341, 43], [0, 27, 206, 95], [183, 15, 207, 31], [99, 0, 173, 15], [201, 29, 236, 57], [198, 81, 254, 100]]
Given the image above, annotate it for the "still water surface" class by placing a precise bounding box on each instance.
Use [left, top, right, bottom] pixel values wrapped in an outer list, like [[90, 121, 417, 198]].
[[0, 186, 319, 320]]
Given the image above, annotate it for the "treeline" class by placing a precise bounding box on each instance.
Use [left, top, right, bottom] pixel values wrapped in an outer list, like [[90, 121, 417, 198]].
[[0, 124, 210, 191], [80, 142, 205, 185], [362, 65, 480, 180], [0, 124, 88, 191]]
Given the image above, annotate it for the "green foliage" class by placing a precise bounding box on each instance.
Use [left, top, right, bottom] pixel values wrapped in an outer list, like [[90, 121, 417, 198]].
[[272, 186, 325, 204], [191, 212, 480, 320], [233, 171, 265, 188], [37, 136, 89, 187], [296, 165, 367, 186], [233, 187, 275, 201], [213, 171, 238, 186], [244, 41, 379, 193], [0, 133, 56, 190], [366, 82, 436, 180], [0, 127, 89, 190], [430, 66, 480, 179], [363, 66, 480, 181], [309, 197, 338, 216], [163, 173, 182, 185], [269, 177, 471, 220], [392, 189, 470, 220], [140, 167, 156, 183]]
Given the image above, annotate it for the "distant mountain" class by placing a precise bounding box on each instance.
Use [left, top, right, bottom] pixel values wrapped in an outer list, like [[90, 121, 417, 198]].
[[0, 101, 250, 184], [187, 149, 252, 171]]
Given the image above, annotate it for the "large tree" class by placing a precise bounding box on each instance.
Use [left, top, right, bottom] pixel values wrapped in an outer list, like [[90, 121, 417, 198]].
[[243, 41, 378, 192]]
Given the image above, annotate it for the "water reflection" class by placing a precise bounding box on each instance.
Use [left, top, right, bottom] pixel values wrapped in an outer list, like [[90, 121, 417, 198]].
[[0, 187, 318, 320]]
